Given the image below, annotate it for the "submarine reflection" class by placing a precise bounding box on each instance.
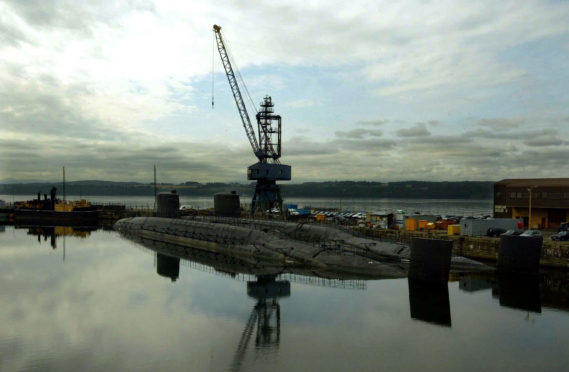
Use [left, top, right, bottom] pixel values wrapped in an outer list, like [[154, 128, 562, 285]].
[[126, 233, 457, 334], [124, 233, 569, 344]]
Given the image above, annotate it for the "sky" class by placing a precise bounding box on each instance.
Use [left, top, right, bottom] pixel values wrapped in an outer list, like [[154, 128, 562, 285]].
[[1, 0, 568, 183]]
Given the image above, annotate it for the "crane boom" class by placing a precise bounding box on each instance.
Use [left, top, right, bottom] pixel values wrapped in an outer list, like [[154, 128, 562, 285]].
[[213, 25, 262, 160]]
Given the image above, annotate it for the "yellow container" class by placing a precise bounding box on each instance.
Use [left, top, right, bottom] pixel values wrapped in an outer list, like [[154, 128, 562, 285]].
[[316, 213, 325, 222], [418, 220, 428, 229], [448, 224, 461, 236], [405, 218, 417, 231], [54, 203, 73, 212], [426, 222, 435, 230]]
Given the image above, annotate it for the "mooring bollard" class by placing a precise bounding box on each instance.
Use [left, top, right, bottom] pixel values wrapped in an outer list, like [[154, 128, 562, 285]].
[[498, 234, 542, 273], [157, 190, 180, 218], [409, 237, 453, 283]]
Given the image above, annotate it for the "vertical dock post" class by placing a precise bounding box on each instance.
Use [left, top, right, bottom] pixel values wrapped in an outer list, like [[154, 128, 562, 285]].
[[409, 237, 453, 283], [498, 234, 542, 273]]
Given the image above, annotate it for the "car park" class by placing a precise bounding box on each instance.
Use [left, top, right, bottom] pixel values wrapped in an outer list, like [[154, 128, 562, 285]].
[[521, 230, 542, 238], [502, 229, 522, 236], [551, 231, 569, 241]]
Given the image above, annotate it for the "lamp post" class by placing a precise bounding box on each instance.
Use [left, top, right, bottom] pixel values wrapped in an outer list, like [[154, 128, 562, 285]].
[[527, 185, 538, 229], [528, 188, 532, 229]]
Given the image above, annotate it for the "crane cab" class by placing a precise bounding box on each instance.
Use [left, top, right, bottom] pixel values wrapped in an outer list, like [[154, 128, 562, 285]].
[[247, 162, 291, 181]]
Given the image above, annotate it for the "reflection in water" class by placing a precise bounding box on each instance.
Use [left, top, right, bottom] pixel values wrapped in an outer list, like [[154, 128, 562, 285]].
[[4, 226, 569, 371], [20, 225, 96, 249], [230, 275, 291, 372], [459, 273, 541, 312], [156, 253, 180, 282], [493, 274, 541, 313], [408, 278, 451, 327], [121, 232, 569, 333], [460, 273, 548, 313], [117, 230, 569, 365], [459, 275, 494, 293]]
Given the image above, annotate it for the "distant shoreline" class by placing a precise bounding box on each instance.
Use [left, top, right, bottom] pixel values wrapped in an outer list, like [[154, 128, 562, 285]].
[[0, 180, 494, 199]]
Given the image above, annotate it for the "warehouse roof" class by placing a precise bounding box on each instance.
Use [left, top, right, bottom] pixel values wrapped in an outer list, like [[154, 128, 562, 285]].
[[495, 178, 569, 187]]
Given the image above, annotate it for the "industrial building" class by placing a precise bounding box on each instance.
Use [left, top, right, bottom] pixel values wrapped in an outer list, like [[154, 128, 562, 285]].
[[493, 178, 569, 229]]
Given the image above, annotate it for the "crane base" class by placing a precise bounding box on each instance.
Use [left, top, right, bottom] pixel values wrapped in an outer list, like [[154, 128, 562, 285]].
[[251, 180, 283, 215]]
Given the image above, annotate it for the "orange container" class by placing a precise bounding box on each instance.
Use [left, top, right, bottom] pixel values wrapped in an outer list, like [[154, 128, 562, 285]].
[[418, 220, 428, 229], [405, 218, 417, 231]]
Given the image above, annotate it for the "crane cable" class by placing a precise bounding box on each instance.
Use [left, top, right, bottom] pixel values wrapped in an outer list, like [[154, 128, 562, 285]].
[[223, 31, 258, 114], [211, 30, 215, 109]]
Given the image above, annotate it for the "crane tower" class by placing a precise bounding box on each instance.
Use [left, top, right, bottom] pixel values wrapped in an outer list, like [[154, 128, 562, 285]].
[[213, 25, 291, 215]]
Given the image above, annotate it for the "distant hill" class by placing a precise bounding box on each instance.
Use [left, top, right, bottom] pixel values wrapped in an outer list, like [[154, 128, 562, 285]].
[[0, 180, 494, 199]]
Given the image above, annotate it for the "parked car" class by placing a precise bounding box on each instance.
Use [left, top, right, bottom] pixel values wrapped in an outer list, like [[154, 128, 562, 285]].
[[558, 222, 569, 232], [551, 231, 569, 241], [521, 230, 542, 238], [486, 227, 507, 237], [502, 229, 522, 236]]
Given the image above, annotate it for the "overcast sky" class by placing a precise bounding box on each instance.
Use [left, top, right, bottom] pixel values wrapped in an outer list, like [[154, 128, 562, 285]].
[[1, 0, 568, 183]]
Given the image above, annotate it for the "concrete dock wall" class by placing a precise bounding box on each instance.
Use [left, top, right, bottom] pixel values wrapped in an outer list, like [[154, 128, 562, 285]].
[[352, 227, 569, 270]]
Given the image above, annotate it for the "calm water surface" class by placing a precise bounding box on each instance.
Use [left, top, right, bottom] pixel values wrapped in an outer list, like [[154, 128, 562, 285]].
[[0, 195, 493, 216], [1, 225, 568, 372]]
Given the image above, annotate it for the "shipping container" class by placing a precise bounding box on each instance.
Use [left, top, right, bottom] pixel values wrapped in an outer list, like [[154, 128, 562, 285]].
[[448, 224, 461, 236], [406, 218, 417, 231], [460, 218, 523, 236]]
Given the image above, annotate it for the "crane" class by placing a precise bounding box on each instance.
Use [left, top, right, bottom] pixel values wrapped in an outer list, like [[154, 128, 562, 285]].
[[213, 24, 291, 215]]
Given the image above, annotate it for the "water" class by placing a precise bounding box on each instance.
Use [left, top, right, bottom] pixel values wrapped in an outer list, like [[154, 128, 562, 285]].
[[0, 195, 493, 216], [1, 225, 568, 371]]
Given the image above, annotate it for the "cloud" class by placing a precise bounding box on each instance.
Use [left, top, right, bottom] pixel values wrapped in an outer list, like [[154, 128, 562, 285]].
[[523, 138, 564, 147], [285, 99, 320, 108], [0, 1, 568, 182], [357, 120, 387, 126], [477, 118, 525, 130], [464, 128, 558, 140], [0, 137, 250, 183], [335, 129, 383, 139], [396, 123, 431, 137]]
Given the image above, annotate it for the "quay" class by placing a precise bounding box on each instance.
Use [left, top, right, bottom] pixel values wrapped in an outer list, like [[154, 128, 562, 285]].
[[352, 227, 569, 270]]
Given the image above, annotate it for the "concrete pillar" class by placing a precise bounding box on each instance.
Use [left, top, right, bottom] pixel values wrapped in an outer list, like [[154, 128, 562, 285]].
[[409, 238, 453, 283], [157, 191, 180, 218]]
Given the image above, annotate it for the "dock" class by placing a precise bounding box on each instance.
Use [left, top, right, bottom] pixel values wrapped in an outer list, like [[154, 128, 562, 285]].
[[351, 227, 569, 270]]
